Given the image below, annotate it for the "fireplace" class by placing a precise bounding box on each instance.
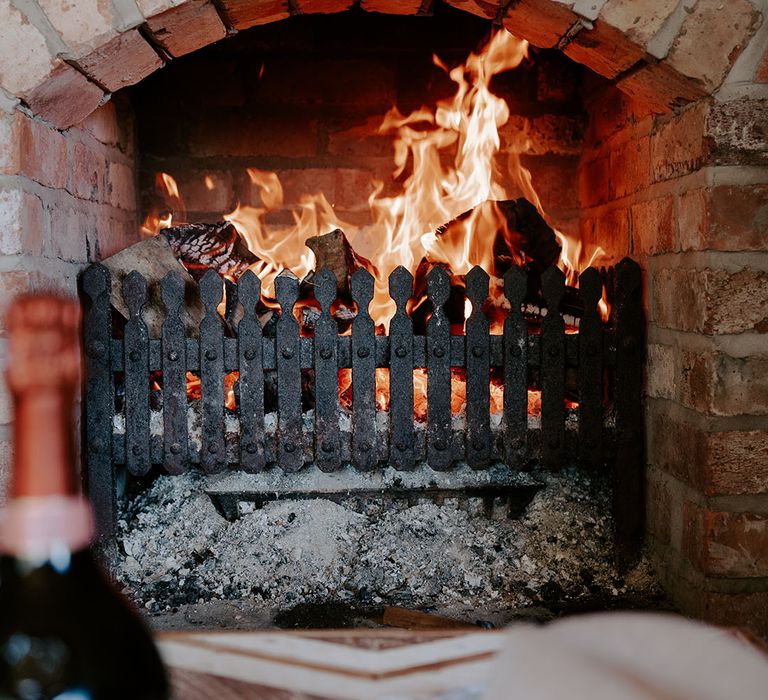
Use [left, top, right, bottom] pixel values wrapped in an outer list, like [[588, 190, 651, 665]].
[[1, 0, 767, 634]]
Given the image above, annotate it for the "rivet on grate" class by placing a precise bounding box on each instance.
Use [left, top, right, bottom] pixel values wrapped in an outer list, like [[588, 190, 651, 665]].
[[244, 349, 257, 361], [395, 345, 408, 358], [129, 350, 141, 362], [170, 443, 182, 455], [285, 443, 296, 453], [205, 349, 217, 361], [208, 443, 218, 454], [472, 345, 484, 358], [245, 443, 258, 454], [321, 440, 334, 453], [281, 347, 295, 360], [433, 346, 445, 358], [167, 350, 179, 362], [357, 347, 370, 358], [320, 347, 333, 360]]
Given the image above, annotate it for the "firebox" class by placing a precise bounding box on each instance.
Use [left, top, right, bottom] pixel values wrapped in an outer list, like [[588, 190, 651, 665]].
[[1, 0, 766, 634]]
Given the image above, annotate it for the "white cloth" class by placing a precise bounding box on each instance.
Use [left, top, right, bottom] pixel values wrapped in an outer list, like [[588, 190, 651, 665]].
[[484, 612, 768, 699]]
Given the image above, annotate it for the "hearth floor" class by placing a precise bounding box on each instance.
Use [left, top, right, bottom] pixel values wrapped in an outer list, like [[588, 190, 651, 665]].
[[117, 466, 666, 629]]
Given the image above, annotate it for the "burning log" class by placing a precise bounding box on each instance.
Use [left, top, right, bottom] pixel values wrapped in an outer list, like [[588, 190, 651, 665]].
[[161, 222, 258, 282], [434, 197, 561, 274], [305, 228, 377, 296]]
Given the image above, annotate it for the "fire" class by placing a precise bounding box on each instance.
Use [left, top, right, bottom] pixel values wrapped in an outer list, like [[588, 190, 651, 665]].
[[142, 29, 607, 416]]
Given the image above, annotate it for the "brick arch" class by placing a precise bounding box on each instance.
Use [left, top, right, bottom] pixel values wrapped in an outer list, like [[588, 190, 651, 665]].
[[3, 0, 762, 129]]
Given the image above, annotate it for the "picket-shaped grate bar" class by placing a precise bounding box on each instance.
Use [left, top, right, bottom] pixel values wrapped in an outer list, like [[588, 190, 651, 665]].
[[83, 259, 644, 560]]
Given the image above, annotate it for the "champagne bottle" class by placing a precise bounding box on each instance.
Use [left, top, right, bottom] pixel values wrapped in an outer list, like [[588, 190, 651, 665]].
[[0, 295, 169, 700]]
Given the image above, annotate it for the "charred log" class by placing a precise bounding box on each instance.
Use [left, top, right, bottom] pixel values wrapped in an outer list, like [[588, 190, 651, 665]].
[[161, 222, 259, 282], [434, 198, 561, 275]]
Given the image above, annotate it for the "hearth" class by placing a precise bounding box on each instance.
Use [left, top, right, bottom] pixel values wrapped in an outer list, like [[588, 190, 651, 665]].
[[1, 0, 766, 634]]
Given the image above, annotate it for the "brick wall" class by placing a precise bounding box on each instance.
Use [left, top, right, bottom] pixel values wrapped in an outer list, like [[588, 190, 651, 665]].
[[133, 11, 585, 240], [0, 97, 139, 503], [579, 80, 768, 634]]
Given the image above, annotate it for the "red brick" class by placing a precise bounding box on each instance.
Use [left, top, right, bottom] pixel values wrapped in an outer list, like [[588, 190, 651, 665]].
[[519, 155, 580, 215], [17, 113, 68, 190], [173, 170, 234, 213], [327, 116, 392, 158], [360, 0, 421, 13], [71, 141, 106, 201], [106, 161, 136, 210], [442, 0, 503, 19], [80, 102, 123, 147], [652, 267, 768, 335], [609, 135, 651, 198], [617, 60, 708, 113], [578, 156, 609, 208], [564, 19, 645, 80], [501, 115, 585, 156], [679, 350, 768, 417], [706, 431, 768, 496], [695, 509, 768, 578], [189, 114, 318, 158], [293, 0, 354, 11], [583, 82, 654, 146], [0, 189, 44, 256], [646, 344, 675, 400], [20, 60, 104, 130], [95, 212, 138, 259], [502, 0, 578, 49], [698, 590, 768, 639], [218, 0, 289, 29], [631, 196, 675, 255], [49, 200, 92, 262], [78, 30, 163, 93], [650, 102, 711, 182], [665, 0, 759, 91], [147, 0, 227, 58], [650, 402, 768, 496], [256, 59, 396, 110], [582, 206, 630, 261], [679, 185, 768, 253]]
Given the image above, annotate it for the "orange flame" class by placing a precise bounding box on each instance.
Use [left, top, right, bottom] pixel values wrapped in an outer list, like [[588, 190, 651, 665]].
[[141, 29, 609, 415]]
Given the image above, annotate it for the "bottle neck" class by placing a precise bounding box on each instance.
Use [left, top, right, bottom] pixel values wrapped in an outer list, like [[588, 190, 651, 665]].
[[12, 388, 77, 499], [1, 387, 92, 559]]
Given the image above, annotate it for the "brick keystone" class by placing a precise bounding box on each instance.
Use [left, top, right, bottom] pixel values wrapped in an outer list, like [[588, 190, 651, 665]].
[[360, 0, 422, 13], [218, 0, 290, 29], [147, 0, 227, 58]]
